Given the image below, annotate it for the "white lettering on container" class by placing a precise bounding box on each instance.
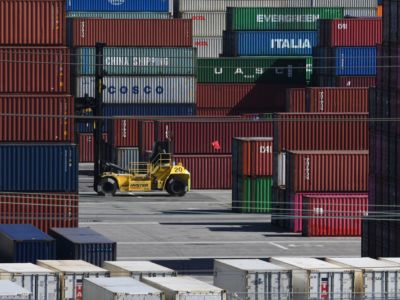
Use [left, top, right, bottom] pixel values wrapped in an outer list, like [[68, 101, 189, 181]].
[[304, 157, 310, 181], [260, 145, 272, 153], [271, 39, 311, 49], [337, 23, 348, 30], [319, 91, 324, 112], [257, 14, 320, 23]]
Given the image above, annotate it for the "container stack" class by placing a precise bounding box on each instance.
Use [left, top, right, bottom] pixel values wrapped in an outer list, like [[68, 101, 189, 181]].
[[0, 0, 78, 232], [313, 17, 382, 87], [362, 0, 400, 257], [232, 138, 274, 213], [66, 0, 197, 163]]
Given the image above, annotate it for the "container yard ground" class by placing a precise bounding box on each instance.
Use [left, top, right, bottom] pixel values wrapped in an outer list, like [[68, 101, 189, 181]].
[[79, 164, 360, 266]]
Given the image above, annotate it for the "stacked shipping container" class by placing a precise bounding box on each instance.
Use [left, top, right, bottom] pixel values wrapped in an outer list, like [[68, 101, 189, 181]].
[[362, 0, 400, 257], [0, 0, 78, 232]]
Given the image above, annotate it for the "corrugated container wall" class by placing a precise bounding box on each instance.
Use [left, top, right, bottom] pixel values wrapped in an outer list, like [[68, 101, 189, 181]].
[[108, 119, 139, 147], [75, 77, 196, 104], [343, 8, 377, 17], [66, 0, 170, 12], [115, 148, 140, 171], [302, 194, 368, 236], [193, 37, 222, 58], [48, 228, 117, 267], [0, 225, 56, 263], [0, 144, 78, 192], [0, 280, 31, 299], [286, 151, 369, 192], [286, 88, 306, 112], [70, 19, 192, 47], [274, 113, 369, 152], [173, 155, 232, 189], [227, 7, 344, 31], [336, 76, 376, 87], [0, 193, 78, 233], [319, 18, 382, 46], [223, 31, 318, 56], [312, 0, 377, 7], [0, 0, 65, 45], [75, 47, 196, 76], [181, 12, 225, 37], [79, 134, 108, 163], [179, 0, 313, 12], [0, 47, 70, 93], [0, 95, 74, 142], [197, 58, 306, 84], [66, 12, 172, 19], [157, 120, 273, 154], [103, 104, 196, 117]]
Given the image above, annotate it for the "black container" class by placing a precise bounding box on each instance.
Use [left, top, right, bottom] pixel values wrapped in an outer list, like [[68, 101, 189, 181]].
[[49, 227, 117, 266], [0, 224, 56, 263]]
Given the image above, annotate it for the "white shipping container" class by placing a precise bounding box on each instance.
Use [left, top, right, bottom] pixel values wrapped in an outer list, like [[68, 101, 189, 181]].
[[326, 257, 400, 299], [83, 277, 164, 300], [0, 263, 59, 300], [0, 280, 31, 300], [37, 260, 109, 300], [214, 259, 291, 300], [343, 8, 377, 17], [193, 37, 223, 58], [311, 0, 377, 7], [181, 12, 225, 37], [179, 0, 312, 12], [142, 276, 226, 300], [115, 148, 140, 171], [75, 76, 196, 104], [103, 261, 176, 278], [277, 152, 286, 187], [270, 257, 354, 300]]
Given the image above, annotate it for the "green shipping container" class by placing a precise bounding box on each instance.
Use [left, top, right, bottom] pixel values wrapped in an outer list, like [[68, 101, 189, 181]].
[[67, 12, 172, 19], [75, 47, 197, 76], [227, 7, 344, 31], [235, 177, 273, 213], [198, 57, 310, 83]]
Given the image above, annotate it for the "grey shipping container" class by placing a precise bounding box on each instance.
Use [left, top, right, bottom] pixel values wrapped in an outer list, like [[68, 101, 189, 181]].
[[0, 225, 56, 263], [0, 263, 59, 300], [67, 12, 172, 19], [37, 260, 109, 300], [115, 148, 140, 171], [181, 12, 225, 37], [83, 277, 164, 300], [74, 47, 197, 76], [103, 261, 176, 278], [75, 76, 196, 104], [214, 259, 292, 300], [0, 280, 31, 299], [0, 144, 78, 192], [312, 0, 377, 7], [179, 0, 312, 12], [344, 8, 377, 17], [193, 37, 223, 58], [48, 228, 117, 267]]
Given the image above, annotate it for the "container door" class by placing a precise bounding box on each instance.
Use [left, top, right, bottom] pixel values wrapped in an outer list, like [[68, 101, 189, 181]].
[[386, 271, 400, 299], [270, 272, 292, 300], [65, 273, 107, 300], [363, 271, 384, 299], [309, 271, 353, 300], [247, 272, 266, 300], [247, 272, 291, 300], [38, 274, 59, 300]]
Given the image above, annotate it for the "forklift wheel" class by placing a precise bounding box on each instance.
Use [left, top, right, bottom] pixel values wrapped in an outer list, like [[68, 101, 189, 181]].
[[166, 177, 187, 197], [101, 177, 117, 196]]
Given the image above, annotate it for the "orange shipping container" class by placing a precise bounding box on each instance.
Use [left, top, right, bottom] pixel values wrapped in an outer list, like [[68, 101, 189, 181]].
[[377, 5, 382, 17]]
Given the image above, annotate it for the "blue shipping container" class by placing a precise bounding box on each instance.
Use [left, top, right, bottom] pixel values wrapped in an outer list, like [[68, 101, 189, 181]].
[[66, 0, 170, 12], [0, 225, 56, 263], [0, 144, 78, 192], [335, 47, 377, 76], [49, 228, 116, 267], [224, 31, 318, 56]]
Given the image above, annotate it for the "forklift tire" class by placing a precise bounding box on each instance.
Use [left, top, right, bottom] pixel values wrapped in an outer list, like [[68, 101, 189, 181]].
[[101, 177, 118, 196], [166, 177, 187, 197]]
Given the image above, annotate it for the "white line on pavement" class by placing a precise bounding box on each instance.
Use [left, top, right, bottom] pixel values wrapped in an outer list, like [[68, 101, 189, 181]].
[[269, 242, 289, 250], [117, 240, 358, 245]]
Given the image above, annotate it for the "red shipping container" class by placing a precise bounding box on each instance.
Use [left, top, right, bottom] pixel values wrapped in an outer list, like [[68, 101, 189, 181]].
[[78, 133, 108, 163], [197, 84, 299, 111], [197, 108, 232, 116], [0, 47, 70, 93], [336, 76, 376, 87], [286, 88, 306, 112], [0, 192, 78, 233], [174, 155, 232, 189], [302, 194, 368, 237], [319, 18, 382, 47], [0, 0, 65, 46], [274, 113, 368, 152], [139, 120, 156, 159], [286, 150, 369, 192], [233, 138, 273, 177], [157, 120, 273, 154], [0, 95, 74, 142], [71, 19, 192, 47], [307, 87, 369, 112], [109, 118, 139, 147]]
